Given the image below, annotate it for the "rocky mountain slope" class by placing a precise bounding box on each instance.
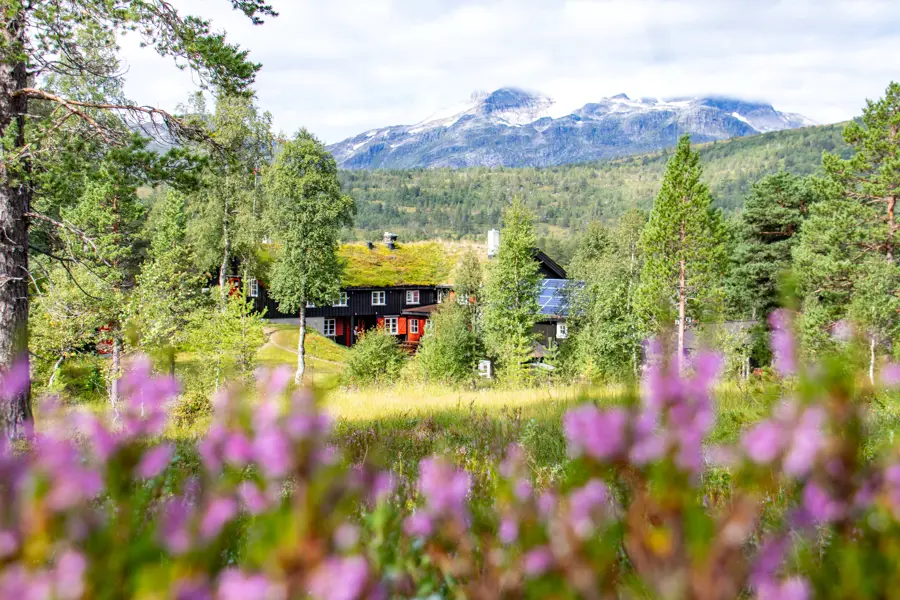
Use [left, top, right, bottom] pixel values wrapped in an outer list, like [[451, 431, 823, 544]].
[[329, 88, 816, 169]]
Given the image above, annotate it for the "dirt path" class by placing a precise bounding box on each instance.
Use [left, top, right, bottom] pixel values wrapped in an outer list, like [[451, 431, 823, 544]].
[[261, 330, 345, 367]]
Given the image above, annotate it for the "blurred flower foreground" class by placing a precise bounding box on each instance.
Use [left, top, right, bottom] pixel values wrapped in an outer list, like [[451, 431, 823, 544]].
[[3, 311, 900, 599]]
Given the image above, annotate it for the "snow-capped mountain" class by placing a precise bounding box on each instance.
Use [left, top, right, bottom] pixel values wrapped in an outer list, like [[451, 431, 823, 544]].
[[328, 88, 817, 169]]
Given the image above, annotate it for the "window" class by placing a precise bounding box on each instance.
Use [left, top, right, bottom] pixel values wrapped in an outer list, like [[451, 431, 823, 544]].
[[305, 300, 315, 308], [437, 289, 448, 303], [333, 292, 348, 307], [371, 291, 386, 306], [384, 317, 398, 335], [410, 319, 419, 334], [556, 321, 568, 339], [323, 318, 336, 337], [406, 290, 420, 305], [248, 279, 259, 298]]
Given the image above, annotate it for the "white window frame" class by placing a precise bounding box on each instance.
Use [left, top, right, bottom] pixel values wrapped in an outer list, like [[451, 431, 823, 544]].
[[248, 278, 259, 298], [406, 290, 420, 305], [410, 319, 419, 334], [384, 316, 399, 335], [323, 318, 336, 337], [305, 300, 315, 308], [556, 321, 568, 339], [372, 291, 386, 306], [333, 292, 348, 307]]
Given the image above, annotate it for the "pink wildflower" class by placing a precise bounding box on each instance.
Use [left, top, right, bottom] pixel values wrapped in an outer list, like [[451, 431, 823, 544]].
[[307, 556, 369, 600], [136, 443, 173, 479]]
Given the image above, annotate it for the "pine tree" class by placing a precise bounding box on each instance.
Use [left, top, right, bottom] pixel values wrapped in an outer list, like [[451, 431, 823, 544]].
[[727, 172, 823, 320], [823, 81, 900, 262], [636, 135, 726, 363], [263, 130, 355, 383], [482, 198, 541, 385]]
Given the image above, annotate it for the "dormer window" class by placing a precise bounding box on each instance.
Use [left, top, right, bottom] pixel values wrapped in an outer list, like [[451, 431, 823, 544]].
[[406, 290, 420, 305]]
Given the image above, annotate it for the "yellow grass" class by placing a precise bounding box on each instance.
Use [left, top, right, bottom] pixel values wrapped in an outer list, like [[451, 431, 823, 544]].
[[323, 383, 626, 422]]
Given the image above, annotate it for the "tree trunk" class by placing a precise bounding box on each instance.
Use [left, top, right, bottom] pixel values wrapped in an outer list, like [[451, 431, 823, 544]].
[[110, 337, 121, 410], [218, 191, 230, 306], [295, 307, 306, 384], [870, 335, 876, 385], [47, 355, 65, 388], [677, 218, 687, 369], [0, 7, 33, 438], [888, 195, 895, 263]]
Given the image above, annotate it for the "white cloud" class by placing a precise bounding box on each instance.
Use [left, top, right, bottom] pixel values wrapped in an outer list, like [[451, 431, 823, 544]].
[[118, 0, 900, 143]]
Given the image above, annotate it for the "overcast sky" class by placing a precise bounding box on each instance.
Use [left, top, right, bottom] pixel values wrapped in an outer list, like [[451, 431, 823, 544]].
[[119, 0, 900, 144]]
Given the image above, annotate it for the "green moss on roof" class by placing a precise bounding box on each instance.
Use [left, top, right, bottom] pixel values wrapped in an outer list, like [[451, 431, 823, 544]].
[[339, 241, 454, 287]]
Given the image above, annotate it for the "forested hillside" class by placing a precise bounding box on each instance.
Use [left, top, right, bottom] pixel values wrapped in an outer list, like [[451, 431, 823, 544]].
[[342, 122, 850, 241]]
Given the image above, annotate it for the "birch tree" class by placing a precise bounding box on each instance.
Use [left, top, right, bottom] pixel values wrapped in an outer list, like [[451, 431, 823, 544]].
[[263, 130, 355, 384]]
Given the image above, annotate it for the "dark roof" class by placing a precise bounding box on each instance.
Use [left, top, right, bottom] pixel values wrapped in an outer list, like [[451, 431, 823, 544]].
[[535, 249, 566, 279], [402, 303, 442, 316]]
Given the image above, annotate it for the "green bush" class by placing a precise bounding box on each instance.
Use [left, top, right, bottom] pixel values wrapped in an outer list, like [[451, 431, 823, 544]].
[[414, 302, 479, 385], [342, 327, 407, 387], [169, 390, 213, 429]]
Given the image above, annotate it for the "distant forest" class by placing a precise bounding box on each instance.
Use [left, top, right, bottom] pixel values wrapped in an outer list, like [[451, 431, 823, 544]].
[[341, 123, 851, 255]]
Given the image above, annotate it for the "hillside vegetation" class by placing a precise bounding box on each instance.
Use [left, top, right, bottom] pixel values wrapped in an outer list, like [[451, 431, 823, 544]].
[[342, 122, 850, 240]]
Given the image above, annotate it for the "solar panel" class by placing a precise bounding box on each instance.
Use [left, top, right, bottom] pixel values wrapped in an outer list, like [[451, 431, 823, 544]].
[[538, 279, 568, 316]]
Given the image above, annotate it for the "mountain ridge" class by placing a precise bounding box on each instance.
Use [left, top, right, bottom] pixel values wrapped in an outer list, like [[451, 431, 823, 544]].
[[328, 87, 817, 170]]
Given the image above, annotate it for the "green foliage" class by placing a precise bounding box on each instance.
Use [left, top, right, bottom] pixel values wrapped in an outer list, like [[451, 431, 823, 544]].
[[727, 172, 825, 319], [264, 130, 356, 314], [342, 328, 407, 387], [339, 124, 850, 240], [452, 248, 483, 303], [187, 290, 266, 389], [636, 135, 727, 338], [482, 199, 541, 385], [339, 241, 452, 287], [132, 190, 207, 371], [414, 302, 479, 385], [566, 211, 646, 380]]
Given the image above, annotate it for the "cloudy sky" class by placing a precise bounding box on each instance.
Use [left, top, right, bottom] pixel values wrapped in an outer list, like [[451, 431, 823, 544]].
[[119, 0, 900, 144]]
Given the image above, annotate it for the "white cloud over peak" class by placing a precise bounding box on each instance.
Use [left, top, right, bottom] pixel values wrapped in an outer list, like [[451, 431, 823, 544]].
[[118, 0, 900, 143]]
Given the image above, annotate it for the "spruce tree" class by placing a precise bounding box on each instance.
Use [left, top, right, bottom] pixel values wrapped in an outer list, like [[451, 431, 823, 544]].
[[636, 135, 726, 362], [263, 130, 355, 384], [728, 172, 823, 319], [482, 198, 541, 385]]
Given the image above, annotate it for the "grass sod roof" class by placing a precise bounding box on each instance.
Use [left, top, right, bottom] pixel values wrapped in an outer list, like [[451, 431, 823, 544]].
[[338, 241, 458, 287]]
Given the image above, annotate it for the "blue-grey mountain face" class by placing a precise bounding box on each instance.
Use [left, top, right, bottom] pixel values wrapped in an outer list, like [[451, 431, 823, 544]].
[[328, 88, 816, 169]]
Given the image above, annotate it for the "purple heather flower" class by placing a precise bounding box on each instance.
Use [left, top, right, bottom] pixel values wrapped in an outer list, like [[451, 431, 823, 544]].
[[563, 405, 628, 461], [803, 481, 843, 524], [514, 478, 533, 502], [418, 457, 470, 519], [174, 578, 213, 600], [238, 481, 270, 515], [335, 524, 361, 551], [136, 443, 173, 479], [499, 444, 526, 478], [371, 471, 396, 503], [522, 546, 553, 577], [252, 428, 292, 479], [54, 550, 86, 600], [0, 531, 16, 558], [307, 556, 369, 600], [223, 432, 253, 466], [880, 363, 900, 388], [756, 577, 810, 600], [200, 497, 238, 541], [0, 358, 30, 402], [538, 492, 557, 518], [568, 479, 608, 538], [743, 421, 785, 464], [499, 517, 519, 544], [162, 496, 192, 554], [783, 407, 826, 477], [264, 366, 294, 399], [769, 310, 797, 377], [403, 512, 433, 537], [217, 569, 282, 600]]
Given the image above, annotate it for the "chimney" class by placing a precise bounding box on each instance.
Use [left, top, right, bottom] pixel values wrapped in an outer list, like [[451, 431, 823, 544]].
[[383, 231, 398, 250], [487, 229, 500, 257]]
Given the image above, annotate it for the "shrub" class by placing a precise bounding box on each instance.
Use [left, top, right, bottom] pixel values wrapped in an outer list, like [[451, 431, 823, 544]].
[[169, 390, 213, 429], [342, 327, 406, 387], [414, 301, 478, 385]]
